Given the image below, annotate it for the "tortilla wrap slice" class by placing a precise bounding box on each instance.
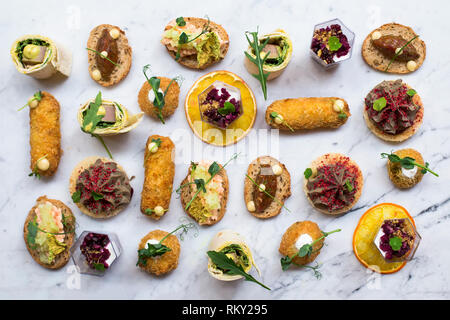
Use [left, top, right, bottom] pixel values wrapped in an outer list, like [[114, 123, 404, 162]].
[[11, 34, 72, 79], [77, 98, 143, 136], [244, 29, 293, 81], [207, 229, 260, 281]]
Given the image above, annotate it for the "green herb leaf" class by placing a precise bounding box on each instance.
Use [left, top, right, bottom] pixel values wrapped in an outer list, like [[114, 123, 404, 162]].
[[338, 111, 347, 119], [245, 30, 270, 100], [389, 236, 403, 251], [93, 263, 106, 271], [218, 101, 235, 115], [176, 17, 186, 27], [86, 48, 120, 67], [304, 168, 313, 179], [407, 89, 417, 97], [152, 138, 162, 148], [194, 179, 206, 193], [71, 190, 81, 203], [373, 97, 387, 112], [280, 256, 293, 271], [82, 92, 104, 133], [298, 244, 313, 258], [422, 162, 430, 174], [270, 111, 279, 119], [207, 251, 271, 290], [328, 36, 342, 51], [178, 32, 189, 44], [26, 220, 38, 249], [208, 162, 221, 176], [345, 180, 354, 192], [381, 152, 439, 177], [91, 191, 104, 201]]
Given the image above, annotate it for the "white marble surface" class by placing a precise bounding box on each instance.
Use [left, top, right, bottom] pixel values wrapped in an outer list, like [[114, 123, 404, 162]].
[[1, 0, 450, 300]]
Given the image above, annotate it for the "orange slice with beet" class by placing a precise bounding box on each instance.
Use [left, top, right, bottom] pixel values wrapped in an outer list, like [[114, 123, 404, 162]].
[[352, 203, 416, 274], [184, 70, 257, 147]]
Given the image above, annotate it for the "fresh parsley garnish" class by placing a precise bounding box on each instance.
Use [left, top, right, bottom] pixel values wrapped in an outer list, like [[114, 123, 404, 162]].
[[381, 152, 439, 177], [207, 251, 271, 290], [328, 36, 342, 52], [245, 29, 270, 100], [194, 179, 206, 193], [280, 229, 341, 275], [373, 97, 387, 112], [176, 17, 186, 27], [81, 91, 113, 159], [218, 101, 235, 115]]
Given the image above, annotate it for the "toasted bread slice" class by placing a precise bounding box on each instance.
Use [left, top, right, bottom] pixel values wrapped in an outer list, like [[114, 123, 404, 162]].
[[23, 196, 75, 269], [163, 17, 229, 70], [244, 156, 291, 219], [87, 24, 132, 86], [363, 82, 423, 142], [362, 23, 426, 74], [69, 156, 131, 219], [180, 162, 229, 226], [303, 153, 363, 215]]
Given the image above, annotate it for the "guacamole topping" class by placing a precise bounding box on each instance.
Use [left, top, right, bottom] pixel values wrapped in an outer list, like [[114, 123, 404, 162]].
[[75, 159, 132, 216], [365, 80, 420, 135], [187, 161, 223, 223], [32, 202, 67, 264]]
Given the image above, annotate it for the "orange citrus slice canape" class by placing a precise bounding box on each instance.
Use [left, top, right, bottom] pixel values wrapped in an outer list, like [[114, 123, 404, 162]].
[[352, 203, 416, 274], [184, 70, 257, 147]]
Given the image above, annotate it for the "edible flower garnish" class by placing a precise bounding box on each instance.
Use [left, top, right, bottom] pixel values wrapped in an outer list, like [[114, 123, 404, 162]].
[[142, 64, 183, 124], [381, 152, 439, 176], [373, 97, 387, 111], [176, 153, 240, 210], [18, 91, 42, 111], [280, 229, 341, 278], [304, 168, 313, 179], [328, 36, 342, 51], [245, 174, 290, 212], [245, 29, 270, 100], [85, 48, 120, 67], [384, 35, 419, 72], [207, 250, 271, 290], [136, 223, 196, 266], [81, 91, 113, 159]]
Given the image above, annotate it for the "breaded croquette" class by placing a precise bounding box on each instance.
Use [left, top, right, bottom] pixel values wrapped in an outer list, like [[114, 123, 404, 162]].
[[138, 77, 180, 120]]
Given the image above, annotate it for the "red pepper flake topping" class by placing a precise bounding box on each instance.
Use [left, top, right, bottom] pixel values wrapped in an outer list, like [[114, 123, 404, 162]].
[[75, 159, 132, 215], [306, 158, 358, 212], [365, 79, 420, 135]]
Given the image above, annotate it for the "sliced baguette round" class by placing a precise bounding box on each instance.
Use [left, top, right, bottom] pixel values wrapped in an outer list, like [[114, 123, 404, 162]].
[[362, 23, 426, 74], [69, 156, 131, 219], [244, 156, 291, 219], [87, 24, 132, 87], [363, 81, 423, 142], [163, 17, 229, 70], [23, 196, 76, 270], [303, 153, 363, 215], [180, 162, 229, 226]]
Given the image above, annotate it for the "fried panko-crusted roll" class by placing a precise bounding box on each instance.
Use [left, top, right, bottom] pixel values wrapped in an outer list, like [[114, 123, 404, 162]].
[[29, 91, 62, 177], [140, 135, 175, 220], [265, 97, 350, 131]]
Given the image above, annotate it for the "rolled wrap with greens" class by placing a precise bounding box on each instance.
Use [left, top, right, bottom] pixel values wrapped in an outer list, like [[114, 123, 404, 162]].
[[77, 98, 143, 136], [244, 29, 293, 81], [11, 35, 72, 79], [207, 230, 260, 281]]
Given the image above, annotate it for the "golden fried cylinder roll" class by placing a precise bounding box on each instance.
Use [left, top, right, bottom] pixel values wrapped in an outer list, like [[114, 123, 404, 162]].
[[265, 97, 350, 131], [29, 91, 62, 177], [140, 135, 175, 220]]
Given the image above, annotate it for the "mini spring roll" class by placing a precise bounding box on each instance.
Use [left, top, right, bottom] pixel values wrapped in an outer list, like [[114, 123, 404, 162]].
[[140, 135, 175, 220], [29, 91, 62, 177], [207, 230, 260, 281], [11, 35, 72, 79], [77, 97, 143, 136], [265, 97, 351, 131]]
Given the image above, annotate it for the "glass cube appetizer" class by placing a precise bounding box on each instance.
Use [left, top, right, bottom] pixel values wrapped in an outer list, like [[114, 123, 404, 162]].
[[310, 18, 355, 69], [70, 231, 122, 276], [198, 81, 243, 129], [373, 218, 421, 263]]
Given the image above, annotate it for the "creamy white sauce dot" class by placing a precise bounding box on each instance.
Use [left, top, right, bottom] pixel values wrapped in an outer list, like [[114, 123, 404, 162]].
[[402, 166, 418, 179], [214, 84, 240, 102], [148, 88, 164, 103], [145, 239, 160, 247], [295, 234, 313, 250]]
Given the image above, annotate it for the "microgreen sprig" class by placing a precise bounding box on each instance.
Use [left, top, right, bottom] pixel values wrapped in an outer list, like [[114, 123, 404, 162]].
[[269, 112, 294, 132], [137, 223, 195, 266], [181, 153, 240, 211], [81, 91, 113, 159], [245, 29, 270, 100], [175, 17, 211, 61], [28, 154, 48, 179], [384, 35, 419, 72], [280, 229, 341, 275], [18, 91, 42, 111], [86, 48, 120, 67], [381, 152, 439, 177], [207, 250, 271, 290], [245, 174, 290, 213]]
